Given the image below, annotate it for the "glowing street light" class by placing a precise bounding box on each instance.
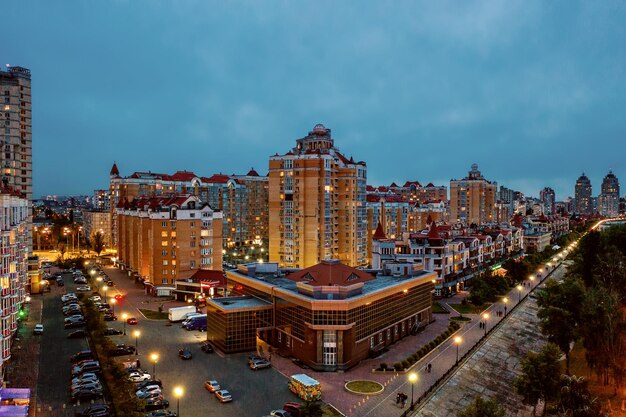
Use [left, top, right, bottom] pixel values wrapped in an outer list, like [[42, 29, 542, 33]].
[[151, 353, 159, 378], [110, 298, 116, 314], [516, 284, 523, 302], [174, 386, 184, 416], [454, 336, 462, 363], [121, 313, 128, 335], [133, 330, 140, 355], [408, 372, 418, 410], [482, 312, 490, 336], [503, 297, 509, 316]]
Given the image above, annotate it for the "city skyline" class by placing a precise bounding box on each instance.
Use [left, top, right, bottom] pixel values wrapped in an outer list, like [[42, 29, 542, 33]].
[[5, 1, 626, 199]]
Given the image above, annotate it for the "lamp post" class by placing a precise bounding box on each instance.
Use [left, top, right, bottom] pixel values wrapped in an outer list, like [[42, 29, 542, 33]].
[[454, 336, 462, 364], [408, 372, 418, 410], [151, 353, 158, 379], [122, 313, 128, 335], [96, 276, 102, 295], [503, 297, 508, 316], [174, 386, 183, 416], [110, 298, 116, 315], [133, 330, 140, 355], [516, 284, 523, 303], [482, 312, 489, 336]]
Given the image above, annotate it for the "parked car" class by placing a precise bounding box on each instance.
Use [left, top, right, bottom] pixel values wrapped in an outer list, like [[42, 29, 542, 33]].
[[128, 371, 152, 382], [136, 386, 162, 399], [146, 410, 176, 417], [88, 296, 102, 302], [72, 361, 101, 377], [71, 388, 102, 403], [71, 381, 102, 393], [144, 400, 168, 416], [65, 315, 85, 323], [71, 350, 94, 363], [103, 314, 118, 321], [76, 285, 91, 292], [249, 358, 271, 370], [215, 389, 232, 403], [204, 380, 220, 393], [74, 404, 110, 417], [248, 354, 263, 363], [135, 379, 162, 390], [178, 348, 192, 360], [142, 391, 164, 402], [56, 278, 64, 286], [270, 410, 293, 417], [71, 374, 99, 385], [110, 344, 136, 356], [62, 293, 77, 302], [126, 317, 138, 325], [200, 342, 214, 353], [67, 329, 88, 339], [65, 320, 86, 329], [282, 402, 302, 417], [33, 324, 44, 335], [103, 327, 123, 335]]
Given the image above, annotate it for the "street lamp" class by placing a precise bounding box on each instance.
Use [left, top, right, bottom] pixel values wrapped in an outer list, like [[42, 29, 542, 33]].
[[122, 313, 128, 335], [96, 276, 102, 294], [503, 297, 508, 316], [133, 330, 140, 355], [454, 336, 462, 363], [516, 285, 523, 302], [110, 298, 116, 315], [482, 312, 489, 336], [151, 353, 159, 379], [408, 372, 418, 410], [174, 386, 184, 416]]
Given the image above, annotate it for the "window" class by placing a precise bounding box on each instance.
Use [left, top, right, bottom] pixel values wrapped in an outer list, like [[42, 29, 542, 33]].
[[278, 332, 282, 343], [161, 221, 167, 227], [190, 261, 196, 268], [161, 250, 167, 256], [190, 221, 195, 227], [161, 241, 168, 247], [161, 231, 168, 237], [161, 279, 168, 284], [322, 331, 336, 365], [286, 336, 291, 348], [370, 337, 374, 349], [162, 269, 168, 275], [162, 260, 169, 266]]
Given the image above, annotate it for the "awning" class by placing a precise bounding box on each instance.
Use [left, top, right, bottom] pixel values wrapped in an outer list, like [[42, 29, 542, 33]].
[[0, 406, 28, 416]]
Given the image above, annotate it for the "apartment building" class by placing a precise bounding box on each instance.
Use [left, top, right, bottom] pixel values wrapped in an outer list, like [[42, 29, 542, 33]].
[[268, 124, 367, 268], [116, 195, 223, 288], [83, 210, 112, 248], [450, 164, 497, 225], [598, 170, 620, 218], [110, 165, 268, 248], [0, 188, 29, 388], [574, 173, 593, 215]]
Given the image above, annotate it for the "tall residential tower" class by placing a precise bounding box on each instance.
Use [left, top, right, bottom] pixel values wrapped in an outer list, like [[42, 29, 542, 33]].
[[574, 173, 592, 215], [269, 124, 367, 268], [599, 170, 620, 217], [450, 164, 497, 225]]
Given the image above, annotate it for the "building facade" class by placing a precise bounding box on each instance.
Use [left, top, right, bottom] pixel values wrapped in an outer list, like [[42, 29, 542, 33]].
[[574, 173, 593, 215], [116, 195, 223, 288], [83, 210, 112, 248], [540, 187, 556, 215], [206, 260, 435, 371], [91, 189, 110, 210], [450, 164, 497, 226], [0, 188, 29, 388], [269, 124, 367, 268], [598, 170, 620, 218]]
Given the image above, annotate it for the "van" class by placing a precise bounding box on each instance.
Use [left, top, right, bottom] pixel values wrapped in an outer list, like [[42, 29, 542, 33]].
[[183, 315, 207, 331]]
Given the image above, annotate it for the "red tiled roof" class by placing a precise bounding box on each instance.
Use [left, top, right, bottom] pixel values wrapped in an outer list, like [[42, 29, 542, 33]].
[[335, 151, 351, 165], [169, 171, 197, 181], [366, 195, 381, 203], [247, 168, 260, 177], [366, 185, 376, 192], [110, 162, 119, 177], [403, 181, 422, 188], [372, 223, 387, 240], [201, 174, 231, 184], [390, 182, 399, 188], [426, 223, 441, 239], [425, 182, 435, 187], [129, 172, 171, 180], [188, 269, 226, 285], [288, 260, 375, 286]]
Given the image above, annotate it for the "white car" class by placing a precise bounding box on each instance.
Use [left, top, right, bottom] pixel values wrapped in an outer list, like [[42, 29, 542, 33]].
[[76, 285, 91, 292], [33, 324, 44, 335], [128, 371, 152, 382], [62, 294, 77, 302], [136, 385, 161, 399], [88, 296, 102, 302], [71, 373, 98, 385]]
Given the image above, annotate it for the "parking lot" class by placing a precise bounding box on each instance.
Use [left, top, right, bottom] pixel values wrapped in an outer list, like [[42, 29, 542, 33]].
[[98, 266, 297, 416]]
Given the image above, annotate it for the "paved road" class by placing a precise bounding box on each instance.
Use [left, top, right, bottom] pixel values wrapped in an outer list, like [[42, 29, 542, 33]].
[[34, 270, 105, 417], [103, 266, 297, 417]]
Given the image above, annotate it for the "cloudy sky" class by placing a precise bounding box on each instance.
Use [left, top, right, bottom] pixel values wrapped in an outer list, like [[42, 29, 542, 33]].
[[5, 1, 626, 199]]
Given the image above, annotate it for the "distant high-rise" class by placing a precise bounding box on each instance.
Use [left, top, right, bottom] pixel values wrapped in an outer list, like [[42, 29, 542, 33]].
[[574, 173, 592, 215], [268, 124, 367, 268], [1, 66, 32, 250], [540, 187, 556, 215], [598, 170, 620, 217], [450, 164, 497, 225]]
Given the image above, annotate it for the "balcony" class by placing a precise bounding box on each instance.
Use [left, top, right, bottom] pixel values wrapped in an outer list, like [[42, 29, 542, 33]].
[[2, 349, 10, 360]]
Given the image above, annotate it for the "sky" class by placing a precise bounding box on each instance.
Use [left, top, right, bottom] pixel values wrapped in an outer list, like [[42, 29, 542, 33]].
[[4, 1, 626, 200]]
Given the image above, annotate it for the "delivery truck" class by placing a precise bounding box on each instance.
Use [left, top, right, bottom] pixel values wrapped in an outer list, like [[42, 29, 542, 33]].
[[168, 306, 197, 322]]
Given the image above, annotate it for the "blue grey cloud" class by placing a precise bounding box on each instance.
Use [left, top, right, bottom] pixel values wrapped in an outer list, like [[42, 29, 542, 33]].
[[4, 0, 625, 199]]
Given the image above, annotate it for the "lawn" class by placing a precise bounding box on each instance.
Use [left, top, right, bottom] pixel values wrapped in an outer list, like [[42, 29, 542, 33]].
[[322, 403, 346, 417], [448, 302, 491, 315], [138, 309, 168, 320], [345, 380, 384, 394], [432, 302, 449, 314]]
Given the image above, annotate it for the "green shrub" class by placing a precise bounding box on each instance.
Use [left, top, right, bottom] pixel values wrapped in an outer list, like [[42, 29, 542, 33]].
[[401, 359, 410, 369], [380, 363, 388, 371], [393, 362, 403, 371]]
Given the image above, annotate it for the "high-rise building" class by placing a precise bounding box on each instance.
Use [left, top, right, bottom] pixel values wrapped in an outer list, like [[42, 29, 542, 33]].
[[1, 66, 32, 251], [0, 187, 29, 388], [450, 164, 497, 225], [598, 170, 620, 218], [540, 187, 556, 215], [91, 189, 110, 210], [574, 173, 593, 215], [269, 124, 367, 268]]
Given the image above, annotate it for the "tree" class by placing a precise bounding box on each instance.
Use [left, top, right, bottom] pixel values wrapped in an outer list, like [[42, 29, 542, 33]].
[[299, 401, 323, 417], [59, 243, 66, 260], [92, 231, 105, 256], [457, 395, 505, 417], [514, 343, 562, 416], [553, 374, 604, 417]]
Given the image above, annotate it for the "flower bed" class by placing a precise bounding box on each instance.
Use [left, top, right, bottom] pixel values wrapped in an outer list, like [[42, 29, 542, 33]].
[[345, 380, 384, 395]]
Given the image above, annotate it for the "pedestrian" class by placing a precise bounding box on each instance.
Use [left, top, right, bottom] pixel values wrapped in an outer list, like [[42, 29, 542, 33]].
[[428, 363, 432, 373], [396, 392, 401, 404], [401, 393, 407, 408]]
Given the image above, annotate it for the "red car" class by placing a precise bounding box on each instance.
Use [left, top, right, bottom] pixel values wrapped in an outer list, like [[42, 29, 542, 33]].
[[114, 294, 124, 301], [127, 317, 138, 325]]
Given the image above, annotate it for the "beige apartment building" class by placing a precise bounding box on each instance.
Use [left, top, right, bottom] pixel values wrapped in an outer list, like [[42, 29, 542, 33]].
[[83, 210, 112, 248], [269, 124, 367, 268], [116, 195, 223, 287], [450, 163, 497, 226]]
